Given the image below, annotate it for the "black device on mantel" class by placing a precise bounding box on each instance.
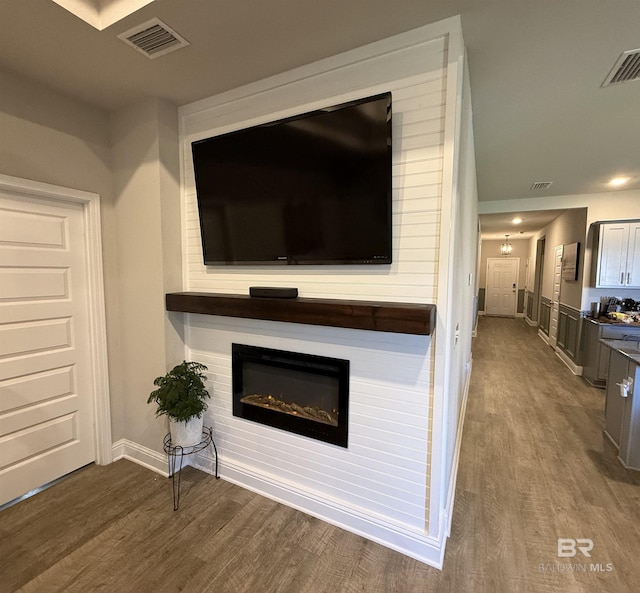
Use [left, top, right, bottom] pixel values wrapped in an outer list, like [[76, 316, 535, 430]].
[[191, 92, 392, 266], [249, 287, 298, 299]]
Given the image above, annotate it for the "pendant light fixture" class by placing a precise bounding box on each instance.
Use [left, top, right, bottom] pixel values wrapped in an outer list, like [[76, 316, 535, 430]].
[[501, 234, 512, 256]]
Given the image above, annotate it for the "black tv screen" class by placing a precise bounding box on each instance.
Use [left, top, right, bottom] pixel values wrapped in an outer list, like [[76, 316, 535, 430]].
[[191, 92, 392, 265]]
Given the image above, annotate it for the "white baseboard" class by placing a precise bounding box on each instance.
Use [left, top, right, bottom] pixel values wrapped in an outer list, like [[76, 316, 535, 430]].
[[441, 356, 472, 539], [555, 348, 583, 376], [525, 316, 537, 327], [538, 329, 550, 345], [112, 439, 169, 477], [190, 451, 445, 569]]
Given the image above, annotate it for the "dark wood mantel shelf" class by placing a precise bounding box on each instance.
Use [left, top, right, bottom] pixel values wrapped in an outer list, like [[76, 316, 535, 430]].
[[166, 292, 436, 335]]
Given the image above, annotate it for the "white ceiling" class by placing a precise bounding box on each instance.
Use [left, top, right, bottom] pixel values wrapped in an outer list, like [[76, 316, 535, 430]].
[[479, 210, 567, 240], [0, 0, 638, 238]]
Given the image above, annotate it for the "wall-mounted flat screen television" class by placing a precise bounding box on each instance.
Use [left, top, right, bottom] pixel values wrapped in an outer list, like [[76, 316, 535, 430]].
[[191, 91, 392, 265]]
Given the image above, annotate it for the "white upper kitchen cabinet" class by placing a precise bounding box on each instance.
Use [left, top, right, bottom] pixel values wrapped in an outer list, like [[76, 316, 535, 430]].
[[596, 221, 640, 288]]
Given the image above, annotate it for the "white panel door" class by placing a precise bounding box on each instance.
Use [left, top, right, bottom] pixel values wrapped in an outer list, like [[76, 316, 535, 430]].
[[0, 194, 95, 505], [486, 258, 519, 317], [549, 245, 563, 349]]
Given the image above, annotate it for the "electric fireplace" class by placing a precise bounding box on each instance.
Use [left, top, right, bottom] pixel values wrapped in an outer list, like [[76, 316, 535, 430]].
[[232, 344, 349, 447]]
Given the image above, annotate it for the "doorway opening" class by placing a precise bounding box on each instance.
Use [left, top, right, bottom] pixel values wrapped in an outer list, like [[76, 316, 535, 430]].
[[531, 236, 546, 323]]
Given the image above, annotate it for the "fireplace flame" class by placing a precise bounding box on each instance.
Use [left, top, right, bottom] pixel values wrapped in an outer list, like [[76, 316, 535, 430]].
[[240, 393, 338, 426]]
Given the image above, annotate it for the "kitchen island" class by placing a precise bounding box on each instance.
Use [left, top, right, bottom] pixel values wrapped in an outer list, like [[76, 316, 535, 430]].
[[601, 339, 640, 471]]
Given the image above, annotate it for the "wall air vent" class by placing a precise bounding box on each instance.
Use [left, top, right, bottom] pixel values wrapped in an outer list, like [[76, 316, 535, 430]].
[[118, 18, 189, 59], [530, 181, 553, 190], [602, 48, 640, 86]]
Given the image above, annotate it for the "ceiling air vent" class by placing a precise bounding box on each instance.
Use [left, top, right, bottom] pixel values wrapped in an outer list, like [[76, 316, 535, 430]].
[[118, 18, 189, 59], [530, 181, 553, 190], [602, 48, 640, 87]]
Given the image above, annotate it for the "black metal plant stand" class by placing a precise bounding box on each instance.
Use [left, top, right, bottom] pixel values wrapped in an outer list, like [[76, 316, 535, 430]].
[[163, 426, 219, 511]]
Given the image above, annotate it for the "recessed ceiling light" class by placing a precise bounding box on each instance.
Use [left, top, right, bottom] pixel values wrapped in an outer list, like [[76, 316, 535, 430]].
[[512, 217, 523, 225], [609, 176, 630, 187]]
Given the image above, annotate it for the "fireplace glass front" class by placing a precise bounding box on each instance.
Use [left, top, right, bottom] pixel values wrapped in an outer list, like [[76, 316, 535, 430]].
[[232, 344, 349, 447]]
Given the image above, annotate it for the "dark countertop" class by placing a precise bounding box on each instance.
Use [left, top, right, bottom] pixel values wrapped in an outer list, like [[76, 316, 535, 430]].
[[599, 339, 640, 365]]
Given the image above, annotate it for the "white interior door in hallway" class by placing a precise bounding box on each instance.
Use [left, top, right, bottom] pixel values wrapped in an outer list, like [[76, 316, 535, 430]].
[[549, 245, 563, 349], [0, 181, 109, 506], [486, 258, 519, 317]]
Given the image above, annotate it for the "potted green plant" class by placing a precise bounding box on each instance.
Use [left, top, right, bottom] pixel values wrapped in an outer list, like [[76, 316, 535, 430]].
[[147, 361, 210, 447]]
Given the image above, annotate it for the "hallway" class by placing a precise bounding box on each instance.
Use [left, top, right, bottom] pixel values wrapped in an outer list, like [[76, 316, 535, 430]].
[[2, 318, 639, 592], [444, 316, 640, 591]]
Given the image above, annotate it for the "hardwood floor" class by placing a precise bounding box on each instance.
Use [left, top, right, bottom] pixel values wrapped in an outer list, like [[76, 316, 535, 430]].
[[2, 318, 639, 592]]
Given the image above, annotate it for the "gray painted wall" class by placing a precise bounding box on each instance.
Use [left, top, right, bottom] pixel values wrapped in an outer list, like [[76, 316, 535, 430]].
[[0, 68, 183, 452]]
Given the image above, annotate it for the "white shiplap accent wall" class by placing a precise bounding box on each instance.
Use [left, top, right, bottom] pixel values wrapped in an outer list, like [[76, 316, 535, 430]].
[[181, 40, 446, 302], [178, 23, 457, 567], [188, 316, 432, 528]]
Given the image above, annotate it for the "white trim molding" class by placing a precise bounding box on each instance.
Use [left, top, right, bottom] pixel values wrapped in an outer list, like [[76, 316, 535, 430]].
[[112, 439, 169, 477], [443, 356, 472, 538], [429, 16, 465, 544], [555, 348, 583, 376]]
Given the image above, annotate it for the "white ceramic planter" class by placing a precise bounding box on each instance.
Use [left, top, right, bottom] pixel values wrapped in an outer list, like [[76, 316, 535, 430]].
[[169, 415, 204, 447]]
